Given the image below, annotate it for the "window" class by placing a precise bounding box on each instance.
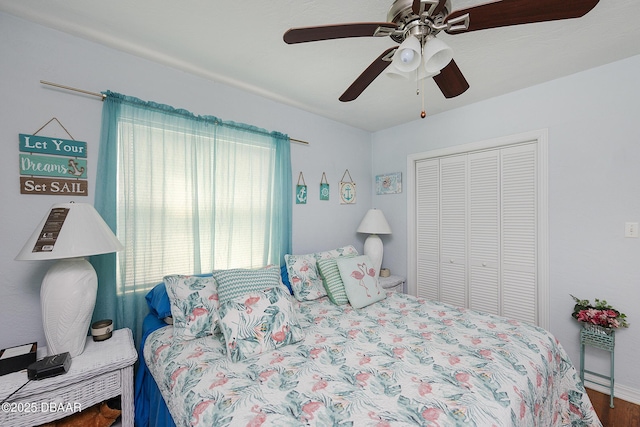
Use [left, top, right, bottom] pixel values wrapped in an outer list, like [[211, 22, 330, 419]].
[[97, 93, 292, 295]]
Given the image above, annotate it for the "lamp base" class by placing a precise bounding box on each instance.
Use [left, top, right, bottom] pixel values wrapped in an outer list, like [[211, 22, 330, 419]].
[[363, 234, 383, 279], [41, 258, 97, 357]]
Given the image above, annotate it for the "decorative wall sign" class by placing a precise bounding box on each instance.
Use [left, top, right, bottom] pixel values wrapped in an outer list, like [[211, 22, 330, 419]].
[[339, 169, 356, 204], [19, 134, 87, 158], [18, 118, 88, 196], [19, 154, 87, 179], [376, 172, 402, 195], [296, 172, 307, 204], [319, 172, 330, 201], [20, 177, 88, 196]]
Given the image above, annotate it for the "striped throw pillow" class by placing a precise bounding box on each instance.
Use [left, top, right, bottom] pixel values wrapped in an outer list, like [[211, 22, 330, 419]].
[[212, 265, 281, 306], [317, 257, 350, 305]]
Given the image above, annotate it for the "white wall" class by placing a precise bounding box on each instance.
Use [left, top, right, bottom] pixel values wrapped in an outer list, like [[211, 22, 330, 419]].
[[372, 54, 640, 402], [0, 12, 372, 350]]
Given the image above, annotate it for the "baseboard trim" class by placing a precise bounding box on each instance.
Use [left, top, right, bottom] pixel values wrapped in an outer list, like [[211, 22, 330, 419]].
[[584, 373, 640, 405]]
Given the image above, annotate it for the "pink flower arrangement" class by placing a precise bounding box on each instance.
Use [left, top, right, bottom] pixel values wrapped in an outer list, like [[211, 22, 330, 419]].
[[571, 295, 629, 329]]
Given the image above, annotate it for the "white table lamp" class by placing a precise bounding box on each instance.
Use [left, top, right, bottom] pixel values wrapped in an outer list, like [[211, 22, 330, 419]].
[[16, 202, 123, 357], [357, 208, 392, 278]]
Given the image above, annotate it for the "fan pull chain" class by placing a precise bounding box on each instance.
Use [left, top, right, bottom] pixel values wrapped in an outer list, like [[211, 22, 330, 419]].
[[420, 74, 426, 119], [416, 45, 426, 119]]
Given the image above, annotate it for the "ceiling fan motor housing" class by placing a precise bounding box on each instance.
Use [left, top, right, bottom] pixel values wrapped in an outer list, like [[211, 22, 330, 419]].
[[387, 0, 451, 43]]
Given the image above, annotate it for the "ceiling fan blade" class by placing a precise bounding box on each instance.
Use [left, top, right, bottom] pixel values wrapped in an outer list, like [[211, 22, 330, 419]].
[[445, 0, 600, 33], [433, 60, 469, 98], [432, 0, 448, 16], [283, 22, 397, 44], [339, 47, 396, 102], [412, 0, 447, 16]]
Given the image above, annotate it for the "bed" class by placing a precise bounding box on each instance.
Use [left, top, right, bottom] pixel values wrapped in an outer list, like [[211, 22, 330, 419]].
[[134, 247, 601, 427]]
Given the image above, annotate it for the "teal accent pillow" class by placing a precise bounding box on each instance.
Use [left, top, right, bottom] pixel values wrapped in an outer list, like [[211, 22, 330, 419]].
[[336, 255, 386, 309], [212, 265, 281, 306], [317, 257, 351, 305], [163, 275, 220, 341], [218, 286, 305, 362], [284, 253, 326, 301]]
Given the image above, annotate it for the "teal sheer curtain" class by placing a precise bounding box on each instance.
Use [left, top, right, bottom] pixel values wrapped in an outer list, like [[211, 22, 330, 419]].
[[91, 91, 292, 346]]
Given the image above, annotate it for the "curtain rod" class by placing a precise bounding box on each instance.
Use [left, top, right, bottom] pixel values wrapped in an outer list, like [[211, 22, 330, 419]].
[[40, 80, 106, 99], [288, 138, 309, 145], [39, 80, 310, 145]]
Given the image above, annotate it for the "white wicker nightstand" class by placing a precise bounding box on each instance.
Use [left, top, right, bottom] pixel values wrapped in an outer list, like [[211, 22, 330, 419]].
[[0, 328, 137, 427], [378, 275, 406, 293]]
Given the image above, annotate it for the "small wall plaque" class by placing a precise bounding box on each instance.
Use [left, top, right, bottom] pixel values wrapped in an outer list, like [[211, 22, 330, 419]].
[[296, 172, 307, 204], [339, 169, 356, 204], [320, 172, 329, 201], [376, 172, 402, 195]]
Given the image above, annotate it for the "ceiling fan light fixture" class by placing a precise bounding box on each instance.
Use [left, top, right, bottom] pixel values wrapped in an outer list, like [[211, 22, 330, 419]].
[[422, 35, 453, 74], [385, 67, 409, 80], [392, 35, 421, 72], [400, 49, 415, 63], [283, 0, 601, 103]]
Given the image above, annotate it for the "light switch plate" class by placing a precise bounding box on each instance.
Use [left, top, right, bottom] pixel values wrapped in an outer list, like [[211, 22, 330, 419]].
[[624, 222, 639, 238]]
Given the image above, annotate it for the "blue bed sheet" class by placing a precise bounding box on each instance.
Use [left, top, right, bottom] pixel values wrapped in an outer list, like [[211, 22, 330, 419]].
[[134, 313, 176, 427]]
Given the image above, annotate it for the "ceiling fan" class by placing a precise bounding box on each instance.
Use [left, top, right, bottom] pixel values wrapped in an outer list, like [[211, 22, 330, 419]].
[[283, 0, 600, 115]]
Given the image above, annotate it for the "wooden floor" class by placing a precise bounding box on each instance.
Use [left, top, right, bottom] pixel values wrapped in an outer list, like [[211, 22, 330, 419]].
[[586, 388, 640, 427]]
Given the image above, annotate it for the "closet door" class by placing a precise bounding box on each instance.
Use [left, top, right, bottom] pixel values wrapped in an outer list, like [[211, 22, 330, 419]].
[[468, 150, 500, 315], [501, 144, 537, 324], [415, 159, 439, 300], [410, 131, 547, 327], [439, 155, 467, 308]]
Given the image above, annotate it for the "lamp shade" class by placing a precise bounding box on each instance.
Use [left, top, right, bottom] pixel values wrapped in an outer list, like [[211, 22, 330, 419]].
[[15, 202, 123, 261], [385, 66, 409, 80], [423, 35, 453, 74], [357, 208, 392, 235], [392, 36, 422, 72]]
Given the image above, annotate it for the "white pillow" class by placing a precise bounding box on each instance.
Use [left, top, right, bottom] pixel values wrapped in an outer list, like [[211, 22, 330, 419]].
[[336, 255, 386, 309], [164, 275, 220, 341], [285, 253, 326, 301], [217, 286, 305, 362]]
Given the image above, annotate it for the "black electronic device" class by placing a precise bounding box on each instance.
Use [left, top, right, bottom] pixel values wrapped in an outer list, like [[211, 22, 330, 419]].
[[27, 352, 71, 380], [0, 342, 37, 376]]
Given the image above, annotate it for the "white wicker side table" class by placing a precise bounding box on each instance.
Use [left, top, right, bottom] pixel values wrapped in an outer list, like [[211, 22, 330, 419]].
[[378, 275, 406, 293], [0, 328, 137, 427]]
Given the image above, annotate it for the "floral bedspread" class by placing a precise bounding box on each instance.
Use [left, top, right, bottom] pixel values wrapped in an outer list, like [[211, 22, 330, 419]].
[[145, 292, 601, 427]]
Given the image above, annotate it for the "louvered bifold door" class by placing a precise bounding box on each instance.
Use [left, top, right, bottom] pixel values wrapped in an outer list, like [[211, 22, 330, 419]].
[[468, 150, 500, 315], [501, 143, 537, 324], [415, 159, 439, 300], [439, 155, 467, 308]]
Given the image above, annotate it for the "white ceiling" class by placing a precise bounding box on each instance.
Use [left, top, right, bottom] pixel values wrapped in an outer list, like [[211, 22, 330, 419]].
[[1, 0, 639, 132]]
